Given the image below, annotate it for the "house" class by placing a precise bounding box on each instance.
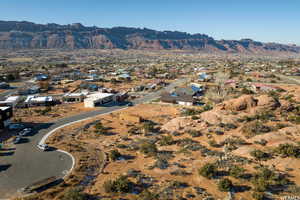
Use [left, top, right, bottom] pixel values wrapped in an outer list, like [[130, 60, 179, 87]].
[[85, 74, 103, 82], [80, 83, 99, 91], [63, 92, 88, 103], [18, 85, 40, 95], [160, 85, 203, 106], [198, 72, 211, 82], [0, 96, 21, 107], [161, 92, 195, 106], [34, 74, 49, 82], [175, 86, 203, 97], [190, 83, 204, 95], [250, 83, 284, 93], [84, 93, 115, 108], [25, 96, 55, 107], [114, 92, 128, 102], [225, 79, 238, 88], [0, 106, 13, 129], [118, 73, 131, 81]]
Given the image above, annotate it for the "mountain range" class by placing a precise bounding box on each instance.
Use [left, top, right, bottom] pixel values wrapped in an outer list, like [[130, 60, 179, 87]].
[[0, 20, 299, 54]]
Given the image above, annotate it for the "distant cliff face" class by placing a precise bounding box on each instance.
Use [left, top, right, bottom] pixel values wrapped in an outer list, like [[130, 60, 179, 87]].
[[0, 20, 299, 54]]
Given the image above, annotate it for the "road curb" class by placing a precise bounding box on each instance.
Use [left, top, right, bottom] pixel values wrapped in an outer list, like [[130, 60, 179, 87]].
[[38, 106, 129, 179]]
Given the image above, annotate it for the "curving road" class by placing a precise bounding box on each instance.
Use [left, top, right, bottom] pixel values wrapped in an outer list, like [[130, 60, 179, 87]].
[[0, 78, 187, 199]]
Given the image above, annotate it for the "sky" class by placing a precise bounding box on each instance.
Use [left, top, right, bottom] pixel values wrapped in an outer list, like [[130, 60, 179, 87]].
[[1, 0, 300, 44]]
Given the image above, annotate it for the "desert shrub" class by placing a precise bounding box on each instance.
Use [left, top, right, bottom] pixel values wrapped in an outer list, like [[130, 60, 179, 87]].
[[287, 115, 300, 124], [159, 135, 174, 146], [254, 139, 268, 146], [103, 175, 132, 193], [218, 178, 233, 192], [128, 127, 140, 135], [241, 87, 254, 94], [241, 121, 271, 138], [140, 142, 158, 156], [40, 106, 52, 115], [138, 190, 158, 200], [62, 187, 87, 200], [208, 140, 220, 148], [187, 130, 202, 137], [252, 176, 269, 192], [191, 115, 199, 120], [250, 150, 272, 161], [103, 180, 115, 193], [169, 180, 188, 189], [181, 108, 201, 116], [170, 169, 190, 176], [274, 143, 300, 158], [177, 147, 191, 155], [229, 165, 245, 179], [177, 138, 198, 146], [109, 149, 121, 161], [203, 104, 213, 112], [198, 163, 217, 179], [268, 91, 280, 100], [215, 130, 224, 135], [154, 158, 169, 169], [116, 143, 128, 149], [251, 167, 289, 192], [142, 121, 156, 132], [275, 123, 289, 130], [94, 122, 107, 135], [255, 111, 276, 122], [222, 136, 247, 146], [252, 192, 265, 200]]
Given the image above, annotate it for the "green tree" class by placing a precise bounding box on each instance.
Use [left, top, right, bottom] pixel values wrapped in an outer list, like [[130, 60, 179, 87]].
[[198, 163, 217, 179], [62, 187, 87, 200], [109, 149, 121, 161], [140, 142, 158, 156], [218, 178, 233, 192], [229, 165, 245, 179]]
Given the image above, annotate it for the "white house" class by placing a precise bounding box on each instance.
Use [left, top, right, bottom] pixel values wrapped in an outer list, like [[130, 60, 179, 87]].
[[84, 93, 115, 108], [0, 96, 21, 107], [63, 92, 88, 103], [25, 96, 54, 106]]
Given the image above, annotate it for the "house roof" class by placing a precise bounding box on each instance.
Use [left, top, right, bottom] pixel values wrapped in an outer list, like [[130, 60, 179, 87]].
[[161, 92, 194, 103], [0, 106, 10, 111]]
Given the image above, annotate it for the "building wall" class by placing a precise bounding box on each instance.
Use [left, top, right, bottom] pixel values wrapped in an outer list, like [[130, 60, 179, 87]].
[[178, 101, 193, 106], [84, 95, 114, 108]]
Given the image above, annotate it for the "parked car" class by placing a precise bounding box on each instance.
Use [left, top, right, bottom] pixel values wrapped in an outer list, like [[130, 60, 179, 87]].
[[13, 137, 22, 144], [9, 124, 25, 131], [37, 144, 49, 151], [127, 102, 134, 107], [19, 128, 32, 136]]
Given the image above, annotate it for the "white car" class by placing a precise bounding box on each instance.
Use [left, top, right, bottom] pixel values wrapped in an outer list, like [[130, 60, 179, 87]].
[[19, 128, 32, 136], [37, 144, 49, 151]]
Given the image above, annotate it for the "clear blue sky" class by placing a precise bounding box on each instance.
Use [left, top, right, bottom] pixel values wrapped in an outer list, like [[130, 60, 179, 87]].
[[1, 0, 300, 44]]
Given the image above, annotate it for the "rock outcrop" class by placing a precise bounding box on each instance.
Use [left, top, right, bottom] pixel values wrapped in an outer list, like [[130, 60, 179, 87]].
[[0, 20, 299, 54]]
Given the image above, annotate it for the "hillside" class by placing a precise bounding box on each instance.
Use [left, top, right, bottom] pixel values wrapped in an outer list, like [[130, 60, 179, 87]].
[[0, 20, 299, 54]]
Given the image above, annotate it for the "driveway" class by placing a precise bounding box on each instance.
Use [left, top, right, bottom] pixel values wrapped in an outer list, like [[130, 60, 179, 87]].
[[0, 78, 187, 199]]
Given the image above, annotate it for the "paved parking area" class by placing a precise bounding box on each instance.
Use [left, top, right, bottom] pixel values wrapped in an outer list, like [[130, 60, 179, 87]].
[[0, 136, 72, 198]]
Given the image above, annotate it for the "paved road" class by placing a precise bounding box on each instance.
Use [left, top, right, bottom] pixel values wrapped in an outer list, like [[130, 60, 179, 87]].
[[0, 78, 187, 199], [275, 75, 300, 85]]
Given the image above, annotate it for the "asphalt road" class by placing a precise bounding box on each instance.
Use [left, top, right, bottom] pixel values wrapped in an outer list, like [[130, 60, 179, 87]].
[[0, 78, 187, 199], [275, 74, 300, 85]]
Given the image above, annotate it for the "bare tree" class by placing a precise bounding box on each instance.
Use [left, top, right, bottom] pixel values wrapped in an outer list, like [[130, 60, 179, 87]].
[[206, 72, 230, 103]]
